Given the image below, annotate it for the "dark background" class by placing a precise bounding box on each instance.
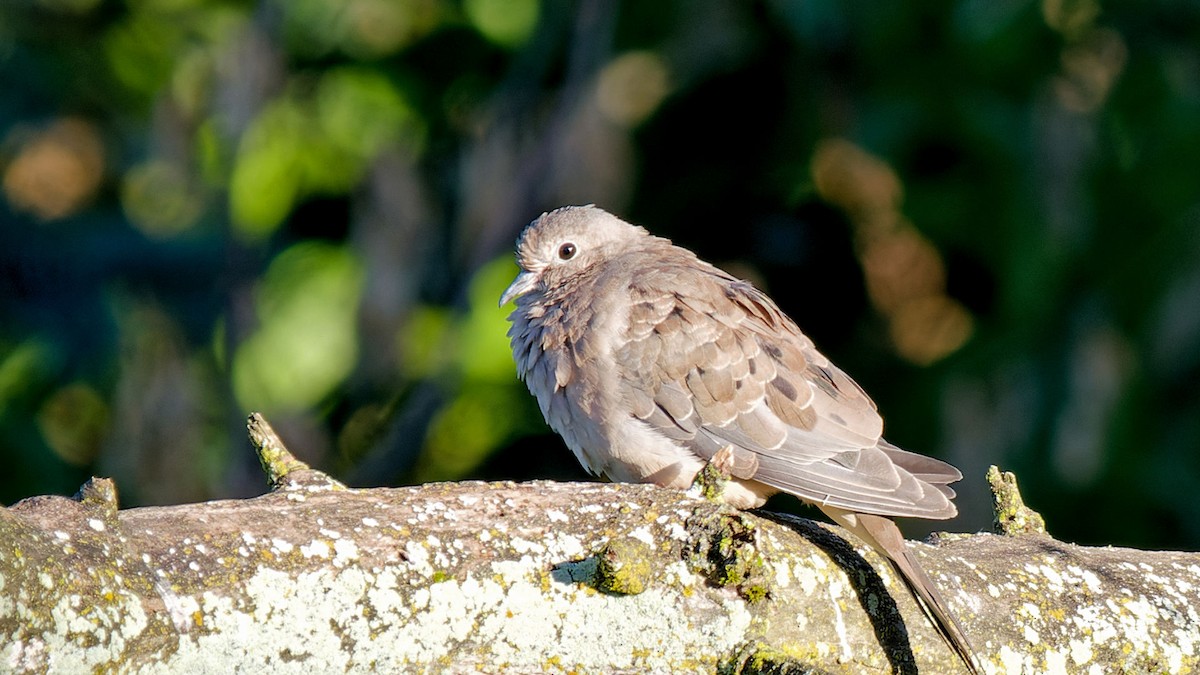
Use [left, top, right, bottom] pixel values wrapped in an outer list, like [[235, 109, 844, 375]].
[[2, 0, 1198, 551]]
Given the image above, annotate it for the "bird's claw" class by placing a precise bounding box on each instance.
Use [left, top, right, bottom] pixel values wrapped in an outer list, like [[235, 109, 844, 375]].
[[686, 445, 737, 503]]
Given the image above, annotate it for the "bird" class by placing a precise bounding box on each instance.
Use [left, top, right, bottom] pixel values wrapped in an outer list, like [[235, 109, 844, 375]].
[[500, 204, 981, 673]]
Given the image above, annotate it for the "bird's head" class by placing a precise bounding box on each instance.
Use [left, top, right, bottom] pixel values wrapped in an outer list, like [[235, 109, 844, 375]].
[[499, 205, 648, 306]]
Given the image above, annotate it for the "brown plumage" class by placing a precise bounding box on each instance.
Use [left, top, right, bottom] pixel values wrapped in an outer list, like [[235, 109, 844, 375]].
[[502, 205, 980, 673]]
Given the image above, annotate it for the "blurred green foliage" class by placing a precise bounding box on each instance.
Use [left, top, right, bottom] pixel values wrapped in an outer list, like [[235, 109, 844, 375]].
[[1, 0, 1198, 551], [231, 241, 365, 410]]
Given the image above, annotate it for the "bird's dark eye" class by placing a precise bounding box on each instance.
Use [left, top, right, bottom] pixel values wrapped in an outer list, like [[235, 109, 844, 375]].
[[558, 243, 577, 260]]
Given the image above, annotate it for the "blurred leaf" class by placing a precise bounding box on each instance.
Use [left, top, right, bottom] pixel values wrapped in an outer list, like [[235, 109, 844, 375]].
[[36, 382, 108, 466], [464, 0, 538, 49], [416, 384, 525, 482], [317, 67, 425, 160], [232, 242, 365, 412], [0, 341, 54, 415], [405, 257, 527, 480], [228, 102, 310, 238], [278, 0, 444, 59], [400, 257, 519, 382], [103, 11, 182, 98], [195, 119, 227, 186], [229, 70, 423, 238], [400, 305, 454, 379], [461, 256, 523, 382]]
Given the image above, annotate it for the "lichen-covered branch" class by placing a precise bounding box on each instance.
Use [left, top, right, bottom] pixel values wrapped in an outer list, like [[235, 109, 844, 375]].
[[1, 421, 1198, 674]]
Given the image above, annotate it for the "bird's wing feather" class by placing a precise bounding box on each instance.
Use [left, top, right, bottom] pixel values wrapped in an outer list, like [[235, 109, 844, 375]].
[[616, 252, 958, 519]]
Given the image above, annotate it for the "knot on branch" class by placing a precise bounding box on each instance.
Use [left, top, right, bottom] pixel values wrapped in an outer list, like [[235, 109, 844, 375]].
[[73, 476, 119, 520], [594, 536, 655, 595], [684, 508, 772, 603], [987, 465, 1047, 536]]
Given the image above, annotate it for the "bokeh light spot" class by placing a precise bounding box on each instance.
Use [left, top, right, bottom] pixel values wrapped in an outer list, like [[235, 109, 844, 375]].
[[37, 382, 109, 466], [595, 51, 671, 128], [121, 160, 205, 237], [889, 296, 975, 367], [812, 138, 972, 364], [3, 118, 105, 222], [464, 0, 538, 49]]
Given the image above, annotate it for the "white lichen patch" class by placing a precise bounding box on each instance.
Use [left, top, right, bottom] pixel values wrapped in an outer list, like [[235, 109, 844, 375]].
[[299, 540, 330, 560], [663, 521, 689, 541], [1063, 565, 1102, 594], [1038, 563, 1062, 589], [1069, 637, 1094, 664], [998, 644, 1032, 673], [6, 637, 47, 672], [492, 558, 533, 586], [332, 539, 359, 567], [995, 552, 1200, 673], [545, 509, 569, 523], [827, 581, 852, 660], [792, 555, 832, 597], [772, 559, 792, 589], [660, 560, 700, 588], [144, 529, 752, 673], [509, 537, 545, 555], [627, 526, 655, 547], [25, 582, 153, 673], [88, 519, 105, 532], [1043, 648, 1069, 674], [545, 532, 585, 560]]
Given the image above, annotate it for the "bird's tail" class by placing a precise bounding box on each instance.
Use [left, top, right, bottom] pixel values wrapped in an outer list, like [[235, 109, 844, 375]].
[[822, 508, 982, 674]]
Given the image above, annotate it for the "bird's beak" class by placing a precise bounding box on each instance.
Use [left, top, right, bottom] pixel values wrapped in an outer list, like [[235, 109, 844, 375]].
[[499, 270, 539, 307]]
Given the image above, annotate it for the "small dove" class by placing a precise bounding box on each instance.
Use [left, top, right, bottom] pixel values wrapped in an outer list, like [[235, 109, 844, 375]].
[[501, 205, 980, 673]]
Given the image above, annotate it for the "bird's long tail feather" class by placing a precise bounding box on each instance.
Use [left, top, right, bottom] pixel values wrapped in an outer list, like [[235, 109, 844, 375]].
[[822, 508, 982, 674]]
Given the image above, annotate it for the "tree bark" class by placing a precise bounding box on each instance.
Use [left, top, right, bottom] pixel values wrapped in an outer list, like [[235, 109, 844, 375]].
[[2, 418, 1197, 674]]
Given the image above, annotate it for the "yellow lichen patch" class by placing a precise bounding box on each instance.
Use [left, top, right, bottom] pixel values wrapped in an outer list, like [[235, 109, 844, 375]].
[[988, 465, 1048, 536], [594, 537, 655, 595]]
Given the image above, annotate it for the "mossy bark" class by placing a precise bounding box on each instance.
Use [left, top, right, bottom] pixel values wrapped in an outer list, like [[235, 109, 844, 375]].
[[1, 418, 1197, 674], [3, 478, 1199, 674]]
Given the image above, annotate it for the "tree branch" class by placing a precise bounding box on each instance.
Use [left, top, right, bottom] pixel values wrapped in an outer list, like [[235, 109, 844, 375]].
[[2, 417, 1197, 674]]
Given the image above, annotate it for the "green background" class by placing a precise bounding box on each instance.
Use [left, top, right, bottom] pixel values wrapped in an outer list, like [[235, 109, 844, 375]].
[[2, 0, 1198, 551]]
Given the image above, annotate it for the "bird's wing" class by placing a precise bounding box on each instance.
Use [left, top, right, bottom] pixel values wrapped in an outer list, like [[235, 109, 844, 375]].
[[616, 257, 959, 519]]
